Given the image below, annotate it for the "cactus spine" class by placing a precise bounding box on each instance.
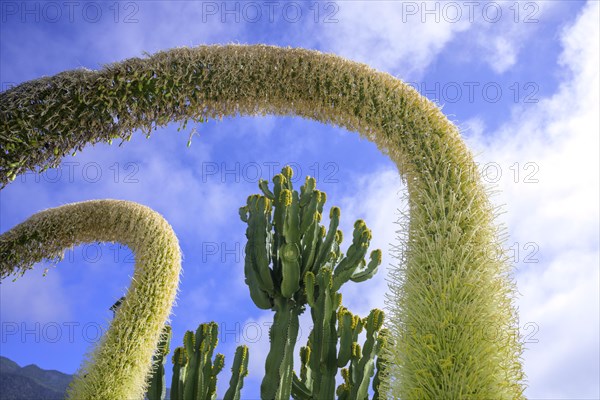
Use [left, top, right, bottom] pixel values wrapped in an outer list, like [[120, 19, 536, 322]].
[[241, 166, 385, 400]]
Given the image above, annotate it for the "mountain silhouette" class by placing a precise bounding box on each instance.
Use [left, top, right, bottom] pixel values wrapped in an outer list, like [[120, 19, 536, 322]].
[[0, 356, 72, 399], [0, 356, 172, 399]]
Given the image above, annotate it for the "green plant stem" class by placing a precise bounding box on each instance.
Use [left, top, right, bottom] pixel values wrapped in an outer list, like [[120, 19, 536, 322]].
[[0, 200, 181, 400], [261, 296, 301, 400]]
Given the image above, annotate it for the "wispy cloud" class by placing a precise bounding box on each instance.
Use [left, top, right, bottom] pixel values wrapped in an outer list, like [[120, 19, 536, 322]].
[[461, 1, 599, 397], [0, 268, 72, 323]]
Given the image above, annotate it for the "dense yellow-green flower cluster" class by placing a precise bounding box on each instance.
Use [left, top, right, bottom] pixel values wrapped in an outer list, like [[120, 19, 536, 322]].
[[0, 44, 525, 398], [0, 200, 181, 399]]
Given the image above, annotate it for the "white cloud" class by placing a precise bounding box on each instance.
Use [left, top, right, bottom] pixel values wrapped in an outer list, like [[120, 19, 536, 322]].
[[488, 36, 518, 74], [306, 1, 470, 77], [462, 1, 599, 397], [453, 0, 562, 74], [0, 266, 72, 324], [303, 1, 564, 77], [334, 167, 406, 318]]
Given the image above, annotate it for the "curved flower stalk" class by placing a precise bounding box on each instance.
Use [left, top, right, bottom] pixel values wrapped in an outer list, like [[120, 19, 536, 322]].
[[0, 45, 525, 398], [0, 200, 182, 400]]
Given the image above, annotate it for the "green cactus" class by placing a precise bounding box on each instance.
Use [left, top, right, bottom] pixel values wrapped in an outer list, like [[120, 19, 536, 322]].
[[292, 305, 388, 400], [296, 284, 387, 400], [241, 167, 385, 400], [372, 329, 391, 400], [223, 345, 249, 400], [171, 347, 188, 400], [348, 309, 385, 399], [180, 322, 224, 400], [144, 322, 249, 400], [146, 326, 172, 400]]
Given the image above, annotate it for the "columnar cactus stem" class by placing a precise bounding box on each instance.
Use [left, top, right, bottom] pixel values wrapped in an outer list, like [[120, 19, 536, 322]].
[[242, 167, 384, 400], [179, 322, 225, 400], [171, 347, 188, 400], [348, 309, 385, 399], [1, 44, 526, 397], [151, 322, 249, 400], [372, 328, 391, 400], [146, 326, 172, 400], [262, 297, 301, 400], [223, 345, 250, 400], [0, 200, 181, 400]]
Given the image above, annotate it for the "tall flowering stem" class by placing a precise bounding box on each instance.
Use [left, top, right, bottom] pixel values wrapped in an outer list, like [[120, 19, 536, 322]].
[[0, 200, 181, 400]]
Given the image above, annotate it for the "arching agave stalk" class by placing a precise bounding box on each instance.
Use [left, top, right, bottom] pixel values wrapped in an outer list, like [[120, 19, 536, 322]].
[[0, 44, 526, 398], [0, 200, 181, 400]]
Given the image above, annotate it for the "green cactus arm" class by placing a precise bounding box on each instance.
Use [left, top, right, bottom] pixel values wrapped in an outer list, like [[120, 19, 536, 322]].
[[238, 205, 249, 223], [350, 309, 385, 400], [372, 329, 390, 400], [336, 371, 350, 400], [277, 308, 300, 400], [212, 353, 225, 377], [171, 347, 187, 400], [283, 190, 301, 246], [350, 249, 382, 283], [337, 308, 355, 368], [198, 323, 218, 400], [1, 44, 525, 398], [259, 179, 276, 200], [207, 353, 224, 400], [300, 190, 320, 237], [281, 165, 294, 186], [298, 345, 313, 391], [304, 271, 317, 309], [223, 345, 249, 400], [261, 296, 301, 400], [280, 242, 301, 298], [332, 225, 373, 291], [246, 195, 275, 294], [300, 215, 321, 276], [182, 331, 198, 400], [242, 242, 273, 310], [313, 206, 341, 270], [0, 200, 181, 400], [272, 174, 287, 254], [305, 267, 339, 399], [180, 322, 223, 400], [146, 325, 172, 400], [291, 372, 313, 400]]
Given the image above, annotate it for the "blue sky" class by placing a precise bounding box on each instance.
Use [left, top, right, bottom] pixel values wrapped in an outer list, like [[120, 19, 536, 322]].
[[1, 1, 598, 399]]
